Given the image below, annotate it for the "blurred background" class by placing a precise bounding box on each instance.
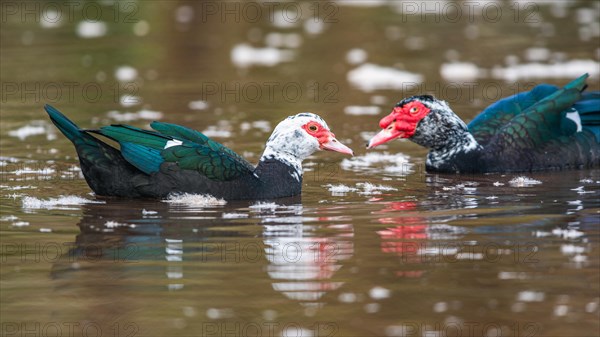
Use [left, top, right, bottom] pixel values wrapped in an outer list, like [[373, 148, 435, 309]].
[[1, 1, 599, 337], [2, 0, 598, 158]]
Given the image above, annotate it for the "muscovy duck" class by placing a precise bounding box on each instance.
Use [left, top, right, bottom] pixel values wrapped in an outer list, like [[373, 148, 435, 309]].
[[45, 105, 353, 199], [367, 74, 600, 173]]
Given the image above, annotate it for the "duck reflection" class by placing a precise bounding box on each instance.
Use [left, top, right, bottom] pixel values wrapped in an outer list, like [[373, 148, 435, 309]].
[[375, 200, 469, 278], [51, 199, 259, 289], [376, 201, 427, 278], [262, 211, 354, 304], [50, 198, 354, 312]]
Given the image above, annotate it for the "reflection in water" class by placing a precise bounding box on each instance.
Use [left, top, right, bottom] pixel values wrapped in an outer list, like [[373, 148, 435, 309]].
[[262, 208, 354, 305], [376, 201, 428, 278], [48, 201, 356, 334]]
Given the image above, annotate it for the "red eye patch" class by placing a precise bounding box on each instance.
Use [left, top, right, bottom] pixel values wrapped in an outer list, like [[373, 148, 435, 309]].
[[378, 101, 430, 138], [302, 121, 331, 143]]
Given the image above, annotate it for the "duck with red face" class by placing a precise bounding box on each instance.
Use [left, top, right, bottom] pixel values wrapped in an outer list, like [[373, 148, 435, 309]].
[[367, 74, 600, 173]]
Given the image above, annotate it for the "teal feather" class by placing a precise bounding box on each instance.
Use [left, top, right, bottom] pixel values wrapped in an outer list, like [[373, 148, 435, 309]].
[[162, 143, 253, 181], [468, 84, 559, 144], [150, 121, 210, 144], [98, 125, 171, 149], [120, 142, 163, 174], [44, 104, 120, 167], [468, 74, 589, 143], [151, 121, 255, 172], [91, 121, 254, 181], [492, 84, 583, 150]]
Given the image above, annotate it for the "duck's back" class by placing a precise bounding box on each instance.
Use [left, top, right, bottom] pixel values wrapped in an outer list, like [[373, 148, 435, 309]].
[[466, 75, 600, 172]]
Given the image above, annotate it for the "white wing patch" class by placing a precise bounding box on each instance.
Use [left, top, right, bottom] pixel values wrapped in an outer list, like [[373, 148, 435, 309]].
[[565, 109, 582, 132], [164, 139, 183, 149]]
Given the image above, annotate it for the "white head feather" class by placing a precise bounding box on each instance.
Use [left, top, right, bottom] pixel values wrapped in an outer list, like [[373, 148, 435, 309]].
[[260, 113, 330, 180]]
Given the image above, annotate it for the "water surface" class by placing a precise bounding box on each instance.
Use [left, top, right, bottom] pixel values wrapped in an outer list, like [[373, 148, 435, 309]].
[[1, 1, 599, 336]]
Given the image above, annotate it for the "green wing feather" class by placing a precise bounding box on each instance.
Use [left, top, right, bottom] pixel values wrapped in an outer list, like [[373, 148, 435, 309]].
[[161, 143, 254, 181], [98, 124, 171, 149], [94, 123, 255, 181], [488, 74, 588, 151], [151, 121, 255, 172], [468, 84, 558, 144]]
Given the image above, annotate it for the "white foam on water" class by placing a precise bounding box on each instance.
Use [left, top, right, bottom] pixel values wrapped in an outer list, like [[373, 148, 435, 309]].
[[201, 127, 232, 138], [164, 193, 226, 207], [509, 176, 542, 187], [133, 20, 150, 36], [498, 271, 529, 280], [346, 48, 368, 64], [107, 110, 163, 122], [115, 66, 138, 82], [175, 5, 194, 24], [517, 290, 546, 302], [22, 195, 104, 209], [40, 9, 62, 28], [369, 286, 391, 300], [552, 228, 584, 239], [344, 105, 381, 115], [271, 10, 300, 28], [13, 168, 55, 176], [440, 62, 482, 81], [222, 213, 249, 219], [357, 182, 398, 195], [325, 184, 359, 196], [265, 32, 303, 48], [104, 221, 130, 228], [491, 60, 600, 81], [188, 100, 209, 110], [525, 47, 551, 62], [231, 44, 294, 68], [249, 202, 281, 212], [347, 63, 424, 92], [0, 215, 19, 222], [561, 244, 586, 255], [304, 18, 325, 35], [9, 123, 47, 140], [76, 21, 107, 38], [341, 152, 412, 176], [119, 95, 142, 107]]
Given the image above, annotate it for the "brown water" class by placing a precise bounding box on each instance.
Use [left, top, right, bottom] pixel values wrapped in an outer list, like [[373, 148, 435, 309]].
[[1, 1, 599, 337]]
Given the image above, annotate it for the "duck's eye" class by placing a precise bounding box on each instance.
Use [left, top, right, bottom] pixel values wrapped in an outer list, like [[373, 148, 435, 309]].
[[409, 107, 418, 114], [309, 125, 318, 132]]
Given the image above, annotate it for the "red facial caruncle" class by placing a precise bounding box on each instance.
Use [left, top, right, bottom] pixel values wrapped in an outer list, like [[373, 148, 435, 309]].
[[303, 121, 354, 155], [367, 100, 431, 149]]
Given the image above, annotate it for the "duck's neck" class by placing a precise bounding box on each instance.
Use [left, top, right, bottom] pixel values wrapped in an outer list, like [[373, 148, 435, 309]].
[[426, 130, 481, 169], [412, 109, 482, 169], [257, 147, 303, 183]]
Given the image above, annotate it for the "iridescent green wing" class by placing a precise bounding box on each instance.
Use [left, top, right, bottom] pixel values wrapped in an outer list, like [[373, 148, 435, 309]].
[[161, 142, 255, 181], [96, 123, 255, 181], [468, 83, 559, 145], [487, 74, 588, 151], [151, 121, 255, 173]]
